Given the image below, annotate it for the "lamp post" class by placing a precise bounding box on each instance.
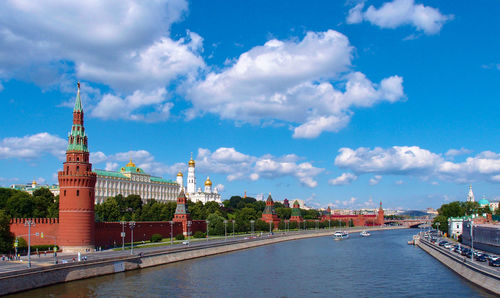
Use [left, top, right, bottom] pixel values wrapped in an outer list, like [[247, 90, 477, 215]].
[[120, 221, 126, 251], [187, 221, 192, 243], [284, 220, 289, 234], [232, 220, 235, 238], [269, 221, 272, 234], [169, 221, 173, 245], [470, 220, 474, 262], [224, 220, 228, 241], [250, 220, 255, 237], [303, 220, 306, 231], [328, 219, 331, 230], [206, 220, 210, 242], [315, 220, 319, 231], [436, 222, 440, 237], [24, 220, 35, 268], [129, 221, 136, 255]]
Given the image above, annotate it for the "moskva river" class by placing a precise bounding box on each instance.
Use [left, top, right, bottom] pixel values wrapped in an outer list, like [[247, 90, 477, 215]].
[[11, 229, 495, 297]]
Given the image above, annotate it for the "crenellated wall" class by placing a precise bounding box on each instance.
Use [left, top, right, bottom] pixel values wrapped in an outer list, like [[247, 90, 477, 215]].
[[10, 218, 59, 246], [9, 219, 207, 249]]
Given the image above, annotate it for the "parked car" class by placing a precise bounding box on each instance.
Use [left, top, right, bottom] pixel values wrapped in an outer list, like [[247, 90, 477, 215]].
[[475, 254, 488, 262], [444, 243, 452, 249], [182, 241, 190, 245], [438, 241, 447, 247]]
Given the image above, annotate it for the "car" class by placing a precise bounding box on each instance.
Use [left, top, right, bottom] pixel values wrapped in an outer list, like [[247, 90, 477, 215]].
[[444, 243, 452, 249], [461, 249, 470, 256], [438, 241, 447, 246], [475, 254, 488, 262], [182, 241, 190, 245], [488, 258, 500, 267], [488, 255, 499, 261]]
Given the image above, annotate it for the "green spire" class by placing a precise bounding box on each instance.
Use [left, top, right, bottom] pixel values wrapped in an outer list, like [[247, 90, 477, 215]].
[[74, 82, 83, 112]]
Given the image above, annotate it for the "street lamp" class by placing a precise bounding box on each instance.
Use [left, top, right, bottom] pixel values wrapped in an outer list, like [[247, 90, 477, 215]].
[[120, 221, 126, 251], [206, 220, 210, 242], [470, 221, 474, 262], [224, 220, 228, 241], [269, 221, 272, 234], [187, 221, 192, 243], [232, 220, 235, 238], [24, 220, 35, 268], [436, 222, 440, 237], [169, 221, 173, 245], [316, 220, 319, 231], [328, 219, 331, 230], [250, 220, 255, 237], [129, 221, 136, 255]]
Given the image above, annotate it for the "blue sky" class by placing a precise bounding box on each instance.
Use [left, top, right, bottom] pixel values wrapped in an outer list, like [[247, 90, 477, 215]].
[[1, 0, 499, 210]]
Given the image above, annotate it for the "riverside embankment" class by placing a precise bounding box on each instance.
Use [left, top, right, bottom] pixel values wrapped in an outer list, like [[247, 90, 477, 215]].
[[0, 226, 403, 295], [416, 235, 500, 295]]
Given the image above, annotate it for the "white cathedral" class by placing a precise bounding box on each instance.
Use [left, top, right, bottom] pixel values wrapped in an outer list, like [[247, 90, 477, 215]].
[[176, 156, 222, 204]]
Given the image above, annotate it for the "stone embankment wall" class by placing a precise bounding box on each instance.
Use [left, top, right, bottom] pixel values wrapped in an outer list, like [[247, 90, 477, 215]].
[[0, 226, 403, 296], [417, 238, 500, 296]]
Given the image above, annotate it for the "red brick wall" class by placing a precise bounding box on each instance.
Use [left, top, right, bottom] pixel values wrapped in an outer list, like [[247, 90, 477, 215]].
[[10, 218, 59, 246], [10, 219, 207, 248], [95, 220, 207, 248]]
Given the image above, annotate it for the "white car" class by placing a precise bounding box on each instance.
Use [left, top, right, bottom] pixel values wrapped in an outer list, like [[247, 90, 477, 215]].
[[444, 243, 452, 249], [182, 241, 190, 245]]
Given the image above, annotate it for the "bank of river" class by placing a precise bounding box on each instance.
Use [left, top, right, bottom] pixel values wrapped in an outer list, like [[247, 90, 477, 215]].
[[9, 229, 495, 297]]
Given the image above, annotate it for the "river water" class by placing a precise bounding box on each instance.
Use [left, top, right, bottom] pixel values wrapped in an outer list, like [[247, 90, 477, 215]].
[[11, 229, 495, 297]]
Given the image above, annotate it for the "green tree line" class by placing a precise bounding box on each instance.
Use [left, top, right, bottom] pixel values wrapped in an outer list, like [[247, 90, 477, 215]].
[[432, 201, 498, 233]]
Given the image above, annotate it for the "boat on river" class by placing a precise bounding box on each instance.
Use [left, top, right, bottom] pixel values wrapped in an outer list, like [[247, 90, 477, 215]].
[[360, 230, 371, 237], [333, 231, 349, 240]]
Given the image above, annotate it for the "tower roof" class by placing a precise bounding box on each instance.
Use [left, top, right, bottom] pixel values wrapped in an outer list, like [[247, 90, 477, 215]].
[[204, 176, 212, 186], [188, 156, 195, 167], [74, 82, 83, 112], [177, 171, 183, 177], [126, 159, 136, 168]]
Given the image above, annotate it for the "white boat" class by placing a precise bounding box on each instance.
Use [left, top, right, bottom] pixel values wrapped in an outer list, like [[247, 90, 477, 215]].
[[360, 230, 371, 237], [333, 231, 349, 240]]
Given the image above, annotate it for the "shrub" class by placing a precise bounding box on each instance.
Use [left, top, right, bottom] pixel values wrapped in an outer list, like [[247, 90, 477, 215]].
[[193, 231, 205, 238], [151, 233, 162, 243], [175, 234, 185, 240]]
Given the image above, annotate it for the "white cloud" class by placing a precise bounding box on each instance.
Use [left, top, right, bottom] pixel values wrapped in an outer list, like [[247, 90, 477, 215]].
[[215, 183, 225, 193], [347, 0, 452, 35], [329, 172, 357, 185], [369, 175, 382, 185], [335, 146, 441, 175], [395, 180, 404, 185], [187, 30, 404, 138], [445, 148, 472, 158], [0, 1, 205, 121], [0, 132, 66, 160], [334, 146, 500, 184], [91, 88, 174, 121], [197, 147, 324, 187]]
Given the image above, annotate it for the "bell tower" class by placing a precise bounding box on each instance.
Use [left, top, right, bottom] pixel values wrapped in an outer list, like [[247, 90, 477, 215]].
[[58, 82, 97, 252]]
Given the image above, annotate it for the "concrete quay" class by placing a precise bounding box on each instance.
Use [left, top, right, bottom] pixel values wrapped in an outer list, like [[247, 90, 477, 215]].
[[416, 236, 500, 296], [0, 226, 403, 295]]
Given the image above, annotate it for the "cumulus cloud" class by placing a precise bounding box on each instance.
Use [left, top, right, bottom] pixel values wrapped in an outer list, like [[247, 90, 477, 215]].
[[187, 30, 404, 138], [347, 0, 452, 35], [0, 132, 66, 160], [334, 146, 500, 184], [445, 148, 472, 158], [0, 1, 205, 121], [196, 147, 324, 187], [329, 172, 358, 185], [369, 175, 382, 185]]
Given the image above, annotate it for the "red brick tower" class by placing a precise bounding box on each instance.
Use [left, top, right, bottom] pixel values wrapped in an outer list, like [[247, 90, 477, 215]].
[[377, 201, 384, 226], [174, 189, 191, 235], [58, 83, 97, 252], [290, 200, 303, 223], [261, 194, 280, 228]]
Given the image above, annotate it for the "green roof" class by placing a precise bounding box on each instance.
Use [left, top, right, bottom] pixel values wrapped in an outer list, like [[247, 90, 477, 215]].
[[121, 166, 145, 174], [74, 86, 83, 112], [94, 169, 127, 178], [151, 177, 175, 184]]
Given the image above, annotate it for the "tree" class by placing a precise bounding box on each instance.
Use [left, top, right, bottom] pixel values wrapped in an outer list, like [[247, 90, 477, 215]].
[[207, 213, 225, 235], [95, 197, 121, 222], [433, 215, 448, 234], [0, 210, 13, 253]]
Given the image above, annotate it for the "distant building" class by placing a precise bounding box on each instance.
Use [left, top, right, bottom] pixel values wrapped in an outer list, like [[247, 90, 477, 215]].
[[177, 156, 221, 204], [94, 160, 179, 204], [10, 180, 60, 196], [462, 221, 500, 255], [426, 207, 438, 215], [489, 201, 499, 212], [448, 216, 469, 239], [283, 198, 289, 208], [478, 195, 490, 208], [467, 185, 475, 202]]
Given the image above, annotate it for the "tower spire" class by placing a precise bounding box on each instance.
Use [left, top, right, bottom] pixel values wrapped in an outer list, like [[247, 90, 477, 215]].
[[74, 82, 83, 112]]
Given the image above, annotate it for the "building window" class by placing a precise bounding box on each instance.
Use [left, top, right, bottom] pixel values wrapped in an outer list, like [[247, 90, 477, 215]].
[[76, 190, 79, 196], [77, 157, 80, 161], [64, 190, 66, 196], [76, 166, 79, 172]]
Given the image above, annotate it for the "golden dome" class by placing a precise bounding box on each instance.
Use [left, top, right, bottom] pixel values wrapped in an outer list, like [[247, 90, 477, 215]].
[[188, 157, 195, 167], [126, 159, 136, 167], [177, 171, 183, 177], [204, 176, 212, 186], [32, 179, 37, 185]]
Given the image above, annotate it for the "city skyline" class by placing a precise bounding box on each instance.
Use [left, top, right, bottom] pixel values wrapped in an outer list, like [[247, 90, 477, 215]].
[[1, 0, 500, 209]]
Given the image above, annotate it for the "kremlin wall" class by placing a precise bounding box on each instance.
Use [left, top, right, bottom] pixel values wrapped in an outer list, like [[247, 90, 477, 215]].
[[8, 84, 383, 252]]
